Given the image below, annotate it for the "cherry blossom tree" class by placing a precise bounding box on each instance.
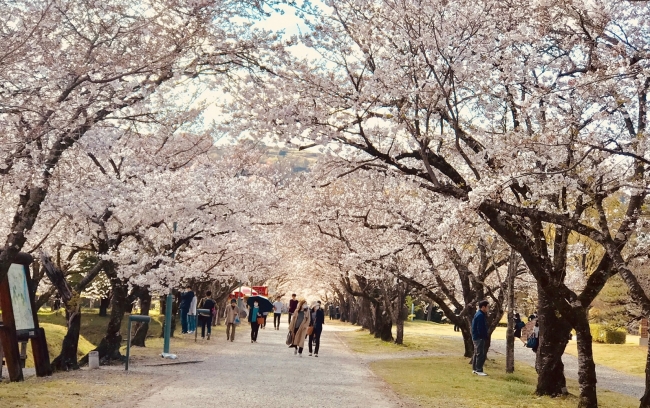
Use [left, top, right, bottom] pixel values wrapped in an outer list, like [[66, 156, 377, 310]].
[[229, 1, 649, 406]]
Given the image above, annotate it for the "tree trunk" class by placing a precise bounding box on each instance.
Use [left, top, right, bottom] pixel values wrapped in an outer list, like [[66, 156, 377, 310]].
[[640, 337, 650, 408], [395, 313, 404, 345], [214, 306, 221, 325], [86, 265, 128, 364], [506, 249, 517, 373], [536, 288, 570, 396], [131, 288, 152, 347], [40, 253, 81, 371], [374, 305, 393, 342], [575, 311, 598, 408], [359, 298, 373, 330], [51, 308, 81, 371], [460, 322, 474, 358], [99, 296, 110, 317]]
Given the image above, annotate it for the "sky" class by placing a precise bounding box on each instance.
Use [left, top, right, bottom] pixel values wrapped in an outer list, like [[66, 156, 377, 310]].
[[200, 3, 317, 146]]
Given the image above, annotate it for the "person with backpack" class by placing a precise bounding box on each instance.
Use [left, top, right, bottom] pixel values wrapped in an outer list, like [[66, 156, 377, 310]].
[[224, 298, 240, 342], [198, 291, 216, 340], [513, 313, 525, 343], [471, 300, 489, 376]]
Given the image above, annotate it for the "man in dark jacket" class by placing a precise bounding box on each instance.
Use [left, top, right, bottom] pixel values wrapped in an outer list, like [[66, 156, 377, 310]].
[[471, 300, 489, 376], [179, 285, 195, 334], [288, 293, 298, 325]]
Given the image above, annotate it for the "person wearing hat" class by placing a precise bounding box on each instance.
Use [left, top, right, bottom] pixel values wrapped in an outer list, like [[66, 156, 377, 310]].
[[224, 298, 240, 342], [308, 301, 325, 357]]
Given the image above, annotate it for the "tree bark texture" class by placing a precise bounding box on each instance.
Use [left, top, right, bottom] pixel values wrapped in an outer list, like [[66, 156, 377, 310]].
[[374, 305, 393, 342], [131, 288, 152, 347], [640, 339, 650, 408], [575, 311, 598, 408], [87, 265, 128, 364], [535, 288, 570, 397], [506, 250, 517, 373], [40, 253, 81, 371]]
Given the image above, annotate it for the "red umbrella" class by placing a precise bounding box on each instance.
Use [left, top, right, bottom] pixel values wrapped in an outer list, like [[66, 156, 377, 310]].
[[231, 286, 258, 298]]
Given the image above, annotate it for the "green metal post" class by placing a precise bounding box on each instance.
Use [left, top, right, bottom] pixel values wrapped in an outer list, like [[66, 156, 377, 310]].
[[163, 222, 178, 355], [163, 293, 173, 354], [126, 318, 132, 370]]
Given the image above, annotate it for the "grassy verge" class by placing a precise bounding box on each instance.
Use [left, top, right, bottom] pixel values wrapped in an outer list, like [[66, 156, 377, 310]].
[[371, 355, 639, 408], [0, 368, 158, 408], [37, 309, 165, 346], [336, 319, 649, 378], [337, 326, 463, 355], [335, 320, 641, 407]]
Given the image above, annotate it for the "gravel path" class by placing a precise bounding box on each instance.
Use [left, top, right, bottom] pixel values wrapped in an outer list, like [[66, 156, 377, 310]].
[[488, 338, 645, 399], [132, 324, 405, 408]]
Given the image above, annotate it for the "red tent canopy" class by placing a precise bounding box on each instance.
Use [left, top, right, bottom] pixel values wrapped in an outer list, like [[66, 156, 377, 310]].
[[230, 286, 258, 298]]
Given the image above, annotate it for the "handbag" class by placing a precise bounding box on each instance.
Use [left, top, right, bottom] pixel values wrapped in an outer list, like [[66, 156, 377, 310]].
[[307, 326, 314, 336], [257, 317, 265, 325], [526, 333, 538, 349], [286, 331, 293, 346], [234, 315, 241, 326]]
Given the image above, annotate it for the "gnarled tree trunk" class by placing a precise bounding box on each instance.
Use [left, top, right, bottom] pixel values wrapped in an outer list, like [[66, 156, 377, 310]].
[[536, 289, 570, 397], [85, 263, 128, 364], [131, 288, 152, 347], [575, 310, 598, 408]]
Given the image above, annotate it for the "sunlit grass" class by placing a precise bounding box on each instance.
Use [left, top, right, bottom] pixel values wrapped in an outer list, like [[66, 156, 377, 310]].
[[371, 355, 639, 408]]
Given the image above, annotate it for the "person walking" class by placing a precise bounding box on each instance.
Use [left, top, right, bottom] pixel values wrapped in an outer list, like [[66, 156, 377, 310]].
[[198, 291, 216, 340], [224, 298, 239, 342], [261, 311, 269, 329], [249, 300, 261, 343], [179, 285, 195, 334], [188, 292, 198, 334], [453, 307, 461, 332], [328, 304, 335, 320], [288, 294, 298, 325], [513, 313, 525, 343], [273, 299, 283, 330], [471, 300, 489, 376], [308, 301, 325, 357], [289, 300, 311, 357]]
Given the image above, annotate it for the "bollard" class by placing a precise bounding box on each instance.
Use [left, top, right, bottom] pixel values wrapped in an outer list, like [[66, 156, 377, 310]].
[[126, 315, 151, 371], [88, 351, 99, 369], [195, 309, 211, 342]]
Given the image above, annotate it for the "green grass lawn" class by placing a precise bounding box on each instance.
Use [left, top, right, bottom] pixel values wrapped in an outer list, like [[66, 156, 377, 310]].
[[371, 355, 638, 408], [37, 309, 165, 346], [335, 320, 642, 407]]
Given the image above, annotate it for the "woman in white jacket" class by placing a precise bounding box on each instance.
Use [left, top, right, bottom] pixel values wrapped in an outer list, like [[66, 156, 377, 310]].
[[188, 295, 198, 334]]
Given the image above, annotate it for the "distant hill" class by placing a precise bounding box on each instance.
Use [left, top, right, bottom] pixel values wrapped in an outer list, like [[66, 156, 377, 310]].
[[264, 146, 321, 172]]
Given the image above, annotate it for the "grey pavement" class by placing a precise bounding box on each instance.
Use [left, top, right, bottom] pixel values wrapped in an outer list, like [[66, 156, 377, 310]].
[[131, 323, 405, 408]]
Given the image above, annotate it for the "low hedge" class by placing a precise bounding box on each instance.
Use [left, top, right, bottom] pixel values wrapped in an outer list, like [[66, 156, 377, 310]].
[[590, 324, 627, 344]]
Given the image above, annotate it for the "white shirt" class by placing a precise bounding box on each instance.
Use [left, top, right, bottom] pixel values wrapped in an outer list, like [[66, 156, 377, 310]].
[[273, 301, 283, 313], [189, 296, 197, 315]]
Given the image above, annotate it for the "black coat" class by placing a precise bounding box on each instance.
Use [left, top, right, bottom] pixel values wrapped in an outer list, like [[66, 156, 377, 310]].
[[312, 308, 325, 330]]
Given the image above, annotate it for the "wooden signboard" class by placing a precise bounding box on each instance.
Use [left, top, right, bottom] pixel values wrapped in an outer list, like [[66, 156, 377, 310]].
[[0, 252, 52, 381]]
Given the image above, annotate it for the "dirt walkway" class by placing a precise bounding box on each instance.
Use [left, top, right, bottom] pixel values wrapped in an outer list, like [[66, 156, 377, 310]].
[[130, 324, 406, 408]]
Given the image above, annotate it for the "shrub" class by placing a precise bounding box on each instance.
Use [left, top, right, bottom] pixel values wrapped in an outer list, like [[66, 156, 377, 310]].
[[590, 324, 627, 344]]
